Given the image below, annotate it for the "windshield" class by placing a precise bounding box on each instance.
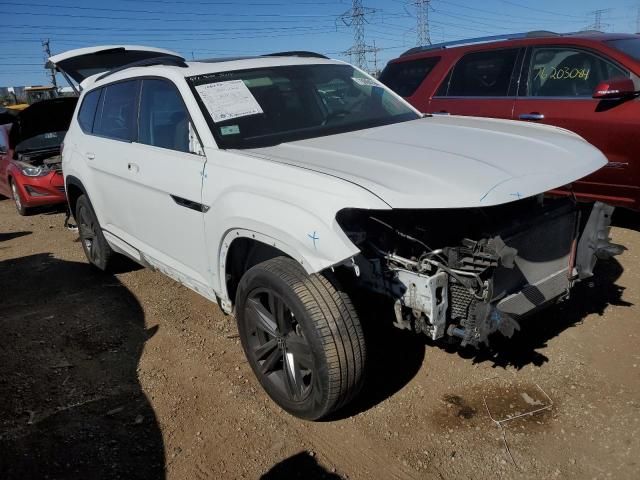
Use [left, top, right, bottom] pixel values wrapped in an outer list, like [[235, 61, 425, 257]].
[[607, 38, 640, 61], [188, 64, 419, 148], [16, 131, 65, 153]]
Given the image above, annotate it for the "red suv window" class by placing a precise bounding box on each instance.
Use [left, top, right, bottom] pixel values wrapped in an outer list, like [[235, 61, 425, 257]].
[[437, 48, 519, 97], [379, 57, 440, 97]]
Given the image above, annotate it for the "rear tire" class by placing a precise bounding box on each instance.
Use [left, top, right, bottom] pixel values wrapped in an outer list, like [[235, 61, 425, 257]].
[[10, 179, 28, 216], [235, 257, 366, 420], [75, 194, 112, 271]]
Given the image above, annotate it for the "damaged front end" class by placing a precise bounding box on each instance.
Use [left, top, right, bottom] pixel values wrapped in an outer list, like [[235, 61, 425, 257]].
[[337, 197, 622, 348]]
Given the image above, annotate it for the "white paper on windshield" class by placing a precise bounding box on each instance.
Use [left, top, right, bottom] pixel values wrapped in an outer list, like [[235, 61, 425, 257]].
[[352, 76, 382, 88], [195, 80, 263, 123]]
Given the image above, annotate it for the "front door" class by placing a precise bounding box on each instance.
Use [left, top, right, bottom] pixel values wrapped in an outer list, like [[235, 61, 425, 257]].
[[513, 46, 640, 207], [428, 48, 522, 120]]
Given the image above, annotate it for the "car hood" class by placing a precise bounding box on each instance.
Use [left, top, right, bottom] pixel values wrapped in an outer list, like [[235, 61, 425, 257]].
[[9, 97, 77, 151], [240, 115, 607, 209]]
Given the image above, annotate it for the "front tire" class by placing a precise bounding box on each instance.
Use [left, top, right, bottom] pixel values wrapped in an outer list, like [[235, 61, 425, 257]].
[[10, 179, 28, 216], [75, 194, 112, 271], [235, 257, 366, 420]]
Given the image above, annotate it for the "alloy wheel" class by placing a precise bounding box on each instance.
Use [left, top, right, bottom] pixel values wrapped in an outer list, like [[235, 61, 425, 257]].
[[244, 288, 314, 402]]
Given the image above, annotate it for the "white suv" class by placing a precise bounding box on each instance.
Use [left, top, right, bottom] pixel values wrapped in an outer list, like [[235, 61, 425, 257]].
[[51, 45, 620, 420]]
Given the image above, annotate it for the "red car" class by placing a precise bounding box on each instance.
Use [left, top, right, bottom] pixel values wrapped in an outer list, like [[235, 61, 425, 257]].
[[0, 97, 77, 215], [380, 31, 640, 210]]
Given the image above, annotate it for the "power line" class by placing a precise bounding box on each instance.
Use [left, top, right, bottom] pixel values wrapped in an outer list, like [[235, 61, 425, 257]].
[[338, 0, 379, 71], [587, 8, 612, 31]]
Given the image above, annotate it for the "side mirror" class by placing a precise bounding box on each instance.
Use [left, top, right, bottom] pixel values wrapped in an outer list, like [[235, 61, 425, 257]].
[[593, 77, 639, 100]]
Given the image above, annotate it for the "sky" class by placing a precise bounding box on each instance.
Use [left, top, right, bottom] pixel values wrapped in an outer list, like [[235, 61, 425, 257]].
[[1, 0, 639, 87]]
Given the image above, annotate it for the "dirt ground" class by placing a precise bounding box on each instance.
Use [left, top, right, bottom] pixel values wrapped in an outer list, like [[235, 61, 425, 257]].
[[0, 197, 639, 480]]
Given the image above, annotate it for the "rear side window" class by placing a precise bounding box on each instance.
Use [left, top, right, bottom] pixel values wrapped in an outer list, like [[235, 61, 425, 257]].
[[525, 47, 629, 97], [93, 80, 138, 141], [77, 89, 101, 133], [439, 49, 519, 97], [138, 79, 190, 153], [606, 38, 640, 61], [379, 57, 440, 97]]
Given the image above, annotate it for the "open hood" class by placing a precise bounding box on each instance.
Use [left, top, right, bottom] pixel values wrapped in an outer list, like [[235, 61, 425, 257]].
[[241, 115, 608, 209], [46, 45, 184, 84], [9, 97, 77, 151]]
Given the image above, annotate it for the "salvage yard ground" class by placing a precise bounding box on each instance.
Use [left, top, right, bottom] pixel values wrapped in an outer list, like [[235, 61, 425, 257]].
[[1, 197, 639, 480]]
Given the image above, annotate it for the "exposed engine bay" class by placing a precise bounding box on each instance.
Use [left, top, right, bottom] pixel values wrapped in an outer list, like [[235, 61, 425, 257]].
[[337, 197, 622, 348], [15, 150, 63, 175]]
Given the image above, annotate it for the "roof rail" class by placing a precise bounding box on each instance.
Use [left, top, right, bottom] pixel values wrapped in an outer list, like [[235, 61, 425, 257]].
[[263, 51, 329, 59], [95, 55, 187, 81], [400, 30, 559, 57]]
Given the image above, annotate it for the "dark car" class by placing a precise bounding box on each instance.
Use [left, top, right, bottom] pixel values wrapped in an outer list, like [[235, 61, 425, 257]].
[[380, 31, 640, 210]]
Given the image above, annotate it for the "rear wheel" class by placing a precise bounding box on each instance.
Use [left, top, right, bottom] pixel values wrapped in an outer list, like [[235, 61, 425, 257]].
[[235, 257, 366, 420], [76, 194, 112, 271], [10, 179, 28, 216]]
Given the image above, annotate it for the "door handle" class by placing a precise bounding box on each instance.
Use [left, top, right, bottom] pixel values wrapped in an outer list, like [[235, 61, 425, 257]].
[[519, 113, 545, 121], [85, 152, 95, 160], [127, 162, 139, 173]]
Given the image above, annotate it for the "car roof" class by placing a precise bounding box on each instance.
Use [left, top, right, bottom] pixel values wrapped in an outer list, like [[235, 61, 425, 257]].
[[395, 31, 639, 62], [82, 55, 346, 90]]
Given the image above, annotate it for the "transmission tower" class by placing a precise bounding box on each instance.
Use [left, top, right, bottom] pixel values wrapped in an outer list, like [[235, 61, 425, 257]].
[[42, 39, 57, 88], [414, 0, 432, 46], [636, 4, 640, 32], [338, 0, 377, 70], [587, 8, 611, 31]]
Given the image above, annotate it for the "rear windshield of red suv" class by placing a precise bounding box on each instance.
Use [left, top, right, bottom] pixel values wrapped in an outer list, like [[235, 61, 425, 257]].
[[379, 57, 440, 97], [606, 38, 640, 61]]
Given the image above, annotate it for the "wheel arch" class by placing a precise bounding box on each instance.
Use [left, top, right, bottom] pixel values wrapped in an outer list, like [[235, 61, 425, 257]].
[[65, 175, 87, 219]]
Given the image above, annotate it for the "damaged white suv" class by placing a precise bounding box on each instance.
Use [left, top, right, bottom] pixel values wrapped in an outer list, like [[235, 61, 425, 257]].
[[51, 45, 621, 420]]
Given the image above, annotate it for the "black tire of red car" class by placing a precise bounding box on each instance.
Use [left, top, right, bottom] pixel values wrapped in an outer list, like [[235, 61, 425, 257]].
[[10, 179, 28, 216], [235, 256, 366, 420], [75, 194, 113, 271]]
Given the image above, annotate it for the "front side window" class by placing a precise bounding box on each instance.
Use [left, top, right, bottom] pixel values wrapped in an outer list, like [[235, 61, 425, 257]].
[[439, 49, 519, 97], [138, 79, 195, 153], [379, 57, 440, 97], [77, 88, 101, 133], [525, 47, 629, 97], [188, 64, 419, 149], [93, 80, 138, 141]]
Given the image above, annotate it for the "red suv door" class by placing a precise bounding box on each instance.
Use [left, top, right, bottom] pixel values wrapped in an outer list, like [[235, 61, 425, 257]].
[[428, 48, 522, 120], [513, 45, 640, 208]]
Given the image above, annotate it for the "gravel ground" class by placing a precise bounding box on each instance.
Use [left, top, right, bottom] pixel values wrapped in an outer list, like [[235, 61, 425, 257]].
[[0, 197, 639, 480]]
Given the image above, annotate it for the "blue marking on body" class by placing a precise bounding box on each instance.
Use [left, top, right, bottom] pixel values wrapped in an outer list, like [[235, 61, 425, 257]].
[[308, 231, 319, 250]]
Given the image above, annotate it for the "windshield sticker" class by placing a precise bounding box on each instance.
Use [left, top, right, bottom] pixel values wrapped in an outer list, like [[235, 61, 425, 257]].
[[195, 80, 263, 123], [352, 76, 382, 88], [220, 125, 240, 136]]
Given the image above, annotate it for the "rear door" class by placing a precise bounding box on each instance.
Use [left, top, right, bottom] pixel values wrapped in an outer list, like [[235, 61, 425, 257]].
[[513, 45, 640, 206], [428, 48, 522, 119]]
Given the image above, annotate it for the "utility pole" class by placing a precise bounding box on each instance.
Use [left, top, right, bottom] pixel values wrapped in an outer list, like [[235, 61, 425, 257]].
[[636, 4, 640, 33], [338, 0, 377, 71], [42, 39, 57, 88], [414, 0, 432, 46]]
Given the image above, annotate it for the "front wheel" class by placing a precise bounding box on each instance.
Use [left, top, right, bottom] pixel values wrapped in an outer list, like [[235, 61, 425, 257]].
[[10, 179, 28, 216], [75, 194, 113, 271], [235, 257, 366, 420]]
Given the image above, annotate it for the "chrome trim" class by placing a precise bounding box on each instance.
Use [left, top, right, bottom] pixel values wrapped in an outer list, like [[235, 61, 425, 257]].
[[519, 113, 545, 120]]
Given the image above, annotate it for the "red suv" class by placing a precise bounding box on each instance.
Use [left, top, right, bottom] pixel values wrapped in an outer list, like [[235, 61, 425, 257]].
[[380, 32, 640, 210]]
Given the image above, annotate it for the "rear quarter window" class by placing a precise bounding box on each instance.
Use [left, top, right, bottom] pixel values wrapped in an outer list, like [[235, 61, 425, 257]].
[[379, 57, 440, 97], [77, 89, 101, 133]]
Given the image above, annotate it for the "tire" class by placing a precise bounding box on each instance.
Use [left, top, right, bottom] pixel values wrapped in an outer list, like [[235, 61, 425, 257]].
[[235, 257, 366, 420], [10, 179, 28, 216], [75, 194, 113, 271]]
